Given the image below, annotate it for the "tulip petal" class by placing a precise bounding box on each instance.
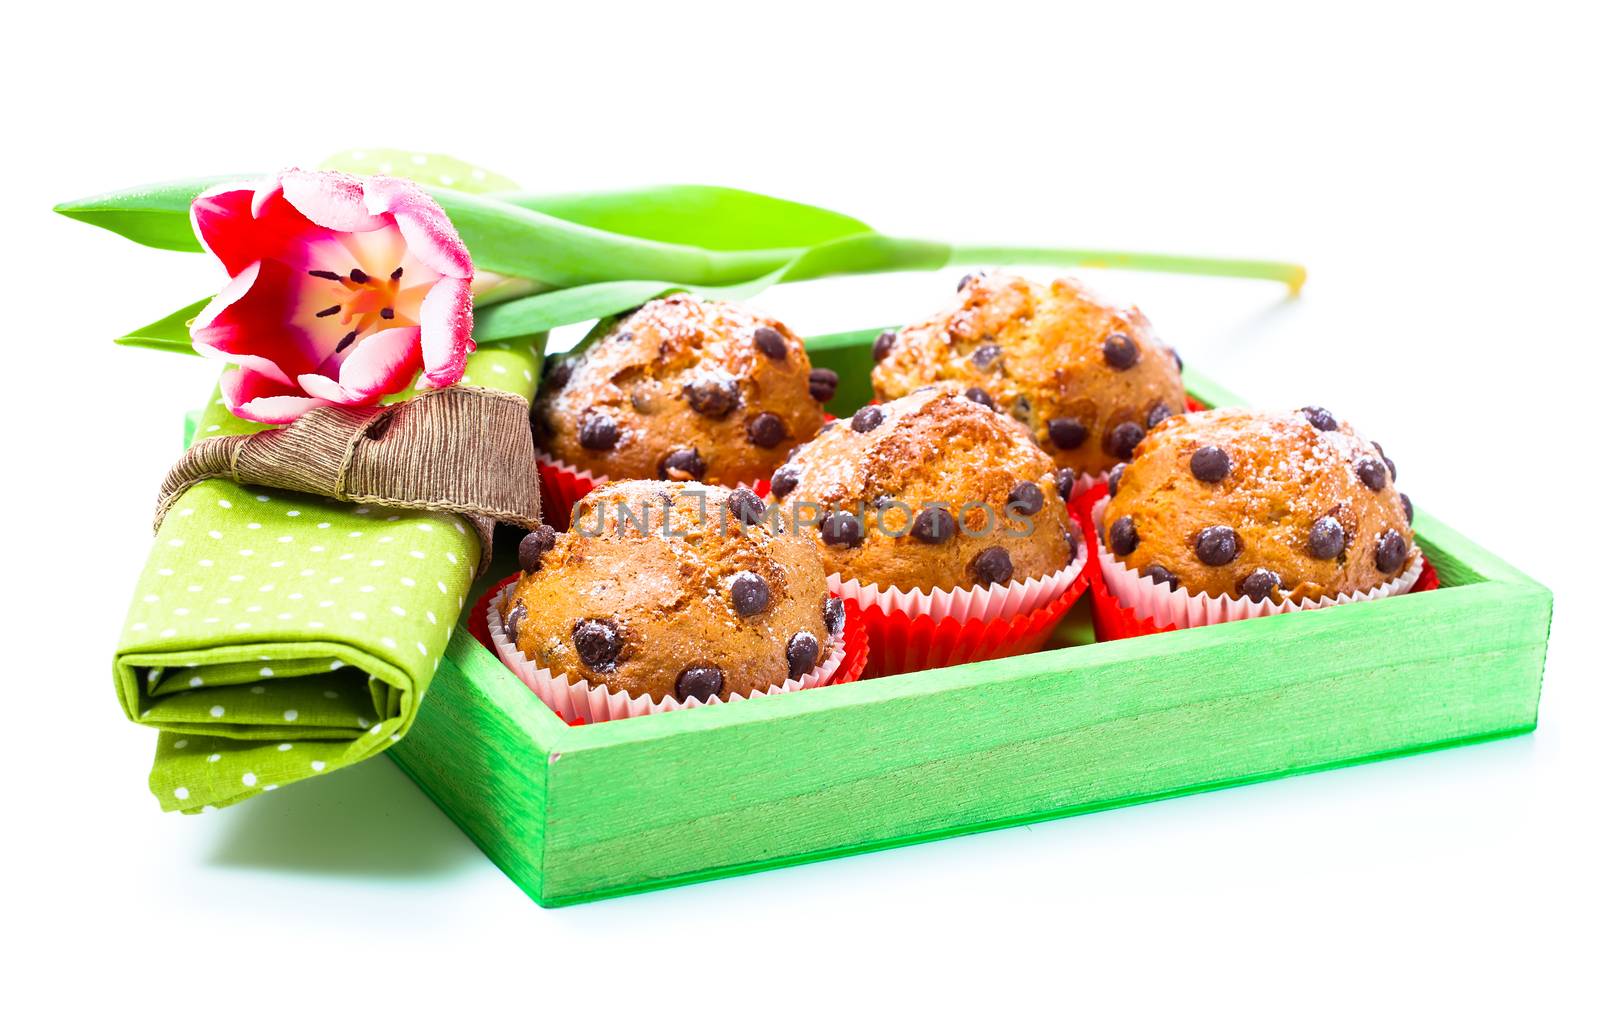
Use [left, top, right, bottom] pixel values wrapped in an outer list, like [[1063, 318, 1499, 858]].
[[366, 176, 474, 279], [297, 327, 422, 405], [220, 366, 329, 424], [190, 260, 324, 381], [415, 276, 475, 390], [280, 168, 388, 234], [191, 184, 263, 278]]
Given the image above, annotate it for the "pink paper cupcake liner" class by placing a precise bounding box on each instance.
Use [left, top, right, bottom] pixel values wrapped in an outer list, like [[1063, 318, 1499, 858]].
[[479, 579, 863, 724], [1083, 493, 1431, 638]]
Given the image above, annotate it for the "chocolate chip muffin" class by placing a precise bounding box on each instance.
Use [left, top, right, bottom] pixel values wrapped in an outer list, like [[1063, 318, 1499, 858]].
[[771, 388, 1079, 593], [532, 295, 832, 486], [870, 272, 1186, 479], [500, 480, 842, 704], [1100, 407, 1416, 603]]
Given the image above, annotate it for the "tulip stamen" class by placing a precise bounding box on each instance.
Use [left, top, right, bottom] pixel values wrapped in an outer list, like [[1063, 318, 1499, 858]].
[[349, 268, 370, 284], [390, 267, 404, 280], [316, 305, 341, 318], [309, 269, 342, 281], [336, 331, 358, 353]]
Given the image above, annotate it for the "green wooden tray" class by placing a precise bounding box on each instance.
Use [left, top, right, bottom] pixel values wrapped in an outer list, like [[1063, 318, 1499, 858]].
[[386, 330, 1552, 907]]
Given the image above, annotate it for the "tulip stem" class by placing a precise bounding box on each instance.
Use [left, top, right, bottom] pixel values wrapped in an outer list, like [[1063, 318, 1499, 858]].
[[947, 245, 1306, 295]]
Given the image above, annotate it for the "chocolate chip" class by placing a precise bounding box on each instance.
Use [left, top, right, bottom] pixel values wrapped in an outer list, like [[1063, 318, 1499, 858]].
[[752, 326, 787, 360], [746, 412, 789, 448], [1146, 402, 1173, 428], [770, 464, 800, 499], [970, 546, 1014, 585], [659, 447, 706, 481], [957, 273, 975, 291], [1145, 564, 1179, 588], [1007, 481, 1044, 516], [911, 506, 956, 543], [1170, 347, 1184, 372], [542, 361, 572, 392], [1055, 467, 1076, 500], [1301, 406, 1338, 431], [1106, 421, 1145, 459], [964, 387, 996, 410], [505, 600, 526, 639], [1108, 463, 1126, 497], [629, 386, 659, 414], [1109, 515, 1138, 556], [729, 571, 771, 616], [1355, 457, 1388, 491], [1047, 417, 1087, 449], [1010, 395, 1032, 423], [1376, 529, 1408, 574], [1194, 525, 1240, 566], [578, 412, 620, 451], [786, 631, 821, 678], [820, 511, 863, 548], [1064, 530, 1079, 565], [972, 343, 1002, 369], [1102, 333, 1139, 370], [675, 665, 724, 703], [823, 597, 846, 637], [1401, 493, 1414, 524], [729, 487, 766, 526], [1240, 568, 1281, 602], [850, 405, 884, 432], [1384, 456, 1397, 482], [572, 617, 623, 672], [872, 331, 897, 362], [1308, 516, 1346, 559], [685, 376, 739, 418], [517, 524, 559, 573], [1190, 445, 1231, 483], [808, 368, 839, 403]]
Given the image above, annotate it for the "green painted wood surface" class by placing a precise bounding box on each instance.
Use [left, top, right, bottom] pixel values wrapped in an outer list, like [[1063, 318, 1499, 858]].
[[387, 335, 1552, 907]]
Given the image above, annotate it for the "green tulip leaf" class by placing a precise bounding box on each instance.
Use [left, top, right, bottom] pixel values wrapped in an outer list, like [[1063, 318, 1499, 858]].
[[474, 233, 950, 342], [427, 187, 799, 285], [53, 177, 237, 252], [114, 296, 211, 355], [496, 185, 871, 250]]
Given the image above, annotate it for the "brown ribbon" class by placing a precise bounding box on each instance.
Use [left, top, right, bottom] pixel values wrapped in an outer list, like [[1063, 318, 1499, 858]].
[[155, 386, 541, 573]]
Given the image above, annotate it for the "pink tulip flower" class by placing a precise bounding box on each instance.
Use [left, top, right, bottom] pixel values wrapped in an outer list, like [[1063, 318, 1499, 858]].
[[189, 168, 474, 423]]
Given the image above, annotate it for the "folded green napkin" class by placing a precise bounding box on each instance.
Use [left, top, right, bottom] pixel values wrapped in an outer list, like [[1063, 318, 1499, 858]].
[[114, 339, 541, 813]]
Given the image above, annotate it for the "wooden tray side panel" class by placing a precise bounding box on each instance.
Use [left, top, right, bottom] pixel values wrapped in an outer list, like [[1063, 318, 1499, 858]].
[[389, 633, 554, 902], [537, 580, 1548, 904]]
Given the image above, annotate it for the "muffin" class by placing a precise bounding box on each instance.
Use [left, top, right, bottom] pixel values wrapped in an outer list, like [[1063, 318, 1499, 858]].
[[499, 480, 843, 704], [771, 387, 1079, 594], [871, 272, 1186, 480], [1100, 406, 1417, 604], [532, 294, 832, 486]]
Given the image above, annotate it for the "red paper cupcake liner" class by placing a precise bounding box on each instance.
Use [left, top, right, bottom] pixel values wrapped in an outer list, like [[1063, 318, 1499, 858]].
[[468, 574, 868, 725], [535, 454, 605, 531], [1070, 485, 1440, 642], [846, 569, 1090, 678], [536, 452, 772, 530]]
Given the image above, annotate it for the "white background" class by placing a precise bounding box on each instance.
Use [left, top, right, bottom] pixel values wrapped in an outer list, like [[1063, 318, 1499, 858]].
[[4, 1, 1595, 1024]]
